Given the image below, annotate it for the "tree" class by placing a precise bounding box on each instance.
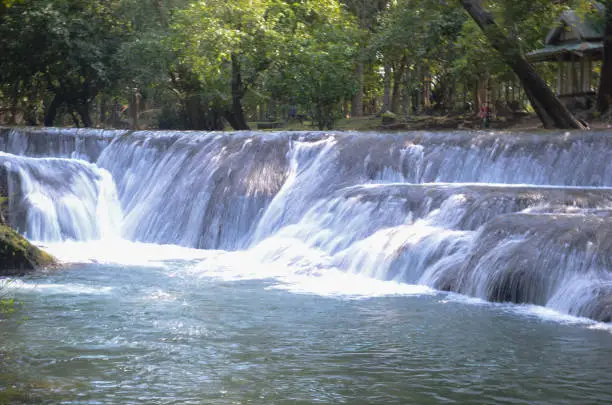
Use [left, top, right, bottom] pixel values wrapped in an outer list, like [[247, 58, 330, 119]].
[[459, 0, 586, 129], [0, 0, 130, 127], [171, 0, 359, 130], [114, 0, 199, 130], [171, 0, 281, 130], [341, 0, 389, 117], [0, 0, 54, 125], [0, 0, 599, 129], [371, 0, 467, 114], [278, 10, 358, 128], [262, 0, 359, 128], [0, 0, 21, 14]]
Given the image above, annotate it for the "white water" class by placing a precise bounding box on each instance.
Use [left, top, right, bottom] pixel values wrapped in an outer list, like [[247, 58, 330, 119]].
[[2, 128, 612, 322]]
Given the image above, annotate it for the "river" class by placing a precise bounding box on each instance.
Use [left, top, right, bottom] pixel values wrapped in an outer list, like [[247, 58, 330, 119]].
[[1, 127, 611, 404]]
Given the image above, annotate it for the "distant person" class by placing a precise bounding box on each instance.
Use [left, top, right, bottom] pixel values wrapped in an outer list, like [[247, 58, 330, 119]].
[[480, 103, 490, 129]]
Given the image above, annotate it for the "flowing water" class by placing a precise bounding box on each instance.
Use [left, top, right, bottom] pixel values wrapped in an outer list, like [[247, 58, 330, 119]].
[[1, 127, 612, 404]]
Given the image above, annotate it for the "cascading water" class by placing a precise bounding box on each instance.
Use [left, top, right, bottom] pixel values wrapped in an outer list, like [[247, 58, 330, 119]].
[[0, 152, 122, 242], [96, 131, 291, 249], [1, 127, 612, 322], [0, 127, 124, 162]]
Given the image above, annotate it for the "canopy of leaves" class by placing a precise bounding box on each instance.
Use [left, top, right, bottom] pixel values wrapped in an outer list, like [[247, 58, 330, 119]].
[[0, 0, 608, 128]]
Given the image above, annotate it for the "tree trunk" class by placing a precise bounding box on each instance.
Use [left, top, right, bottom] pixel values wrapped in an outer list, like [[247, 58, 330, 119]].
[[415, 62, 423, 113], [505, 81, 510, 103], [401, 64, 411, 115], [598, 5, 612, 113], [9, 82, 19, 125], [44, 95, 62, 127], [477, 75, 489, 110], [391, 63, 405, 113], [473, 81, 480, 114], [155, 0, 168, 26], [184, 95, 204, 130], [111, 98, 122, 128], [129, 89, 141, 130], [225, 104, 249, 130], [459, 0, 586, 129], [76, 102, 93, 128], [423, 66, 431, 110], [70, 111, 81, 128], [351, 61, 364, 117], [100, 94, 109, 127], [382, 64, 392, 112], [226, 54, 250, 130]]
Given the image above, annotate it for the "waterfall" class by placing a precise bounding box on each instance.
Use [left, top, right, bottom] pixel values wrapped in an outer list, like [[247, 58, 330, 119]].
[[96, 131, 291, 249], [0, 152, 122, 242], [0, 127, 125, 162], [1, 127, 612, 321]]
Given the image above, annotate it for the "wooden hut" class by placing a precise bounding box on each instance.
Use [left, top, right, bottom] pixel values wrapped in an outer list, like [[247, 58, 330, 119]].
[[526, 3, 604, 107]]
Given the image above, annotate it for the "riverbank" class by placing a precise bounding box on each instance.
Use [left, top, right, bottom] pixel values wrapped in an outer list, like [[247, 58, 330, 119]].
[[254, 113, 612, 132], [4, 111, 610, 134]]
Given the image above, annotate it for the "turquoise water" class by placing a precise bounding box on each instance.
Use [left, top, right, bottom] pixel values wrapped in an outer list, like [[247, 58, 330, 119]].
[[2, 252, 612, 405]]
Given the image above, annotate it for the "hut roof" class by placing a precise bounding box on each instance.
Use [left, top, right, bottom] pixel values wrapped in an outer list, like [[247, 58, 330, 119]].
[[526, 3, 605, 62], [527, 40, 603, 62]]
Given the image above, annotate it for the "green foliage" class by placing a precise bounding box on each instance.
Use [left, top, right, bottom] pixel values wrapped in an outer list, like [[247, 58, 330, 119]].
[[0, 0, 133, 126], [0, 278, 16, 318], [264, 1, 359, 128], [0, 0, 608, 127], [0, 0, 22, 16], [0, 195, 7, 223], [168, 0, 359, 129], [0, 297, 16, 317]]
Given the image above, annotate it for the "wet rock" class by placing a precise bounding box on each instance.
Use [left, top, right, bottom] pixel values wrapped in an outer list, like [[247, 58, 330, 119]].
[[0, 224, 56, 275]]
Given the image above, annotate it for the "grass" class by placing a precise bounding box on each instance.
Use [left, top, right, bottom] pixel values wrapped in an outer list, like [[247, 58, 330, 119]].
[[246, 115, 383, 132]]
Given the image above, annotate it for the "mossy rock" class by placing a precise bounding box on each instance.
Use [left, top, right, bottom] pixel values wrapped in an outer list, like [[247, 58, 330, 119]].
[[0, 224, 56, 276], [381, 111, 397, 125]]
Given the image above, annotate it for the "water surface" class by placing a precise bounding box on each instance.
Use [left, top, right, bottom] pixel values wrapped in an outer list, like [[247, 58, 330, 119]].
[[2, 248, 612, 405]]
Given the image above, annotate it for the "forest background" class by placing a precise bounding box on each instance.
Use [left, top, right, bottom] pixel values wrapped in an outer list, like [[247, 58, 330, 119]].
[[0, 0, 610, 131]]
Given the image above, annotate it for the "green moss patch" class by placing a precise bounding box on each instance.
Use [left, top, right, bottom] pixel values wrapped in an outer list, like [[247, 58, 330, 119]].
[[0, 225, 56, 276]]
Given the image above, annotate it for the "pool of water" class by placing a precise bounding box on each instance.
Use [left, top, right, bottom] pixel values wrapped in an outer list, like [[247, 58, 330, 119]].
[[2, 244, 612, 405], [2, 128, 612, 404]]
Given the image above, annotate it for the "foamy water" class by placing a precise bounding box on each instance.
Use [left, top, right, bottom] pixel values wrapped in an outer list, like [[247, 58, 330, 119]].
[[39, 240, 211, 267], [30, 238, 612, 331], [3, 128, 612, 403], [6, 279, 113, 295]]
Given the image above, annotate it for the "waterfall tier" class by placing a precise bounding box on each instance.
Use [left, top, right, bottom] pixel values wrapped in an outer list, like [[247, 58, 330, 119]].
[[1, 127, 611, 321]]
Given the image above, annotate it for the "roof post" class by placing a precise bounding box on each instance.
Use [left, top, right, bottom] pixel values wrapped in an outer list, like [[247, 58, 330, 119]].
[[557, 55, 563, 95]]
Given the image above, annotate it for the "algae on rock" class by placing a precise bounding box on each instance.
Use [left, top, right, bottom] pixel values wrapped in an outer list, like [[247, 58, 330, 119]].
[[0, 224, 56, 275]]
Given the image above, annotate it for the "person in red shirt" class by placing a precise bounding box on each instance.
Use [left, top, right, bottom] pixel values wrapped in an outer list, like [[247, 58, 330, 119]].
[[479, 103, 490, 129]]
